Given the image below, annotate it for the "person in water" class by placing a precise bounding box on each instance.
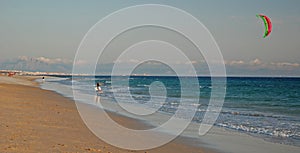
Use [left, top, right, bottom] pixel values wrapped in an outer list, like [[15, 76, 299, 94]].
[[96, 82, 103, 93]]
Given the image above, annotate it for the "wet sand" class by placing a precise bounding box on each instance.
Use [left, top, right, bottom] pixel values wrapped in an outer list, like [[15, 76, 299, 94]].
[[0, 76, 214, 153]]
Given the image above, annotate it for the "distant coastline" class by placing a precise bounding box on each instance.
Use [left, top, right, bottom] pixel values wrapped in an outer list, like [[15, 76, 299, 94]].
[[1, 69, 299, 78]]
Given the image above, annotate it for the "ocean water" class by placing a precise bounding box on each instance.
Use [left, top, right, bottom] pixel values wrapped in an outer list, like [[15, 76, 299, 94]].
[[41, 76, 300, 146]]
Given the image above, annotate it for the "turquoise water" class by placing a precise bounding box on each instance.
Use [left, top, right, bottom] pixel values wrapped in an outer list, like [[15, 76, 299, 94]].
[[45, 76, 300, 146]]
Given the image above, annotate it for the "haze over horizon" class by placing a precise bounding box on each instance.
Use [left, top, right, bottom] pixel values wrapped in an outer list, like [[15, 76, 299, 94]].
[[1, 0, 299, 76]]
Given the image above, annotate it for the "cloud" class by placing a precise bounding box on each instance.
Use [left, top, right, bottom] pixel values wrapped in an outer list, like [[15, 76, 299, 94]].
[[74, 59, 88, 65], [18, 56, 72, 64], [128, 59, 140, 63], [224, 58, 300, 76], [113, 59, 140, 64], [36, 57, 72, 64], [1, 56, 299, 76], [185, 60, 198, 64], [226, 58, 299, 68], [1, 56, 72, 72], [271, 62, 299, 67], [18, 56, 30, 61], [226, 60, 245, 66], [250, 58, 263, 65]]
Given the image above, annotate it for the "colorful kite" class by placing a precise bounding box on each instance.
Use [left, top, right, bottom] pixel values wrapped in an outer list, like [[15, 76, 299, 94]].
[[257, 14, 272, 38]]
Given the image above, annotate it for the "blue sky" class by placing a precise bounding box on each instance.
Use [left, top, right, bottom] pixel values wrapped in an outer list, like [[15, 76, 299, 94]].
[[0, 0, 299, 76]]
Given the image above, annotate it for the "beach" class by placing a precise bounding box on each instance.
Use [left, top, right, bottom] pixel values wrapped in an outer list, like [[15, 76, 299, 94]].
[[0, 76, 213, 153]]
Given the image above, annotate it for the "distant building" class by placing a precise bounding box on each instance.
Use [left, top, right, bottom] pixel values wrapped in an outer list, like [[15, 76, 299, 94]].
[[0, 70, 21, 76], [8, 72, 16, 77]]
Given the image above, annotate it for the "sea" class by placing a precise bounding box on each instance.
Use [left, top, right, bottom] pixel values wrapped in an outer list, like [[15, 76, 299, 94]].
[[40, 76, 300, 146]]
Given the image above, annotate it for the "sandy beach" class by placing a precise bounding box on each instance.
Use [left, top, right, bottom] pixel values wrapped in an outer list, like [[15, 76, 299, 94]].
[[0, 76, 213, 153]]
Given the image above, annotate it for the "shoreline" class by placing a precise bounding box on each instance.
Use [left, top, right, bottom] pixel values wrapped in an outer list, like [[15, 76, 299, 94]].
[[0, 75, 215, 153]]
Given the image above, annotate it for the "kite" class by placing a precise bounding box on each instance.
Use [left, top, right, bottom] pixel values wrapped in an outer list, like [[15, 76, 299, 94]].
[[256, 14, 272, 38]]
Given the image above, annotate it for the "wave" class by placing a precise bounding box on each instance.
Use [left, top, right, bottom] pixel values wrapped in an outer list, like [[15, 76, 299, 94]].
[[216, 123, 300, 138], [221, 111, 283, 118]]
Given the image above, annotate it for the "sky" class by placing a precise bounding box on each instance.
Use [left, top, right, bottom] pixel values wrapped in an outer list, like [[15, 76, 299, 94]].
[[0, 0, 300, 76]]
